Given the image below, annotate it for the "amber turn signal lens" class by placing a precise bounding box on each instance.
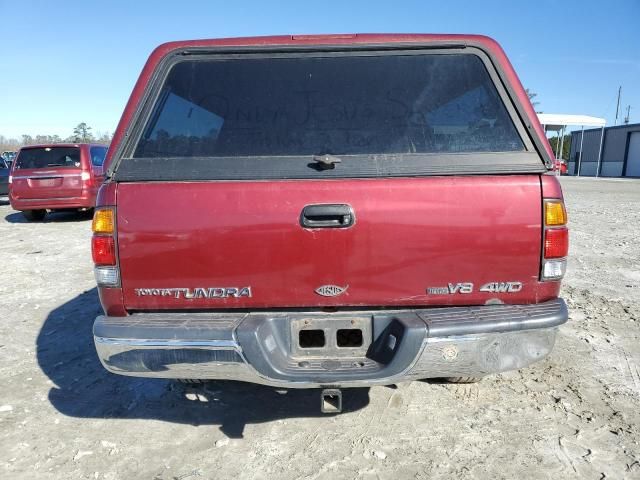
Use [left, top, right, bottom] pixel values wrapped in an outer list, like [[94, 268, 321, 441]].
[[92, 208, 114, 234], [545, 201, 567, 226]]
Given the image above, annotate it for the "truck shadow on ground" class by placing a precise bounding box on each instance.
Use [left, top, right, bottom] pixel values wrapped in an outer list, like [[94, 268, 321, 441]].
[[36, 289, 370, 438], [5, 210, 92, 223]]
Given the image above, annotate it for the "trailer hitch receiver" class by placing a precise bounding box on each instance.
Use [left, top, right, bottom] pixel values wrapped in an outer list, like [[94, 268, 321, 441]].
[[321, 388, 342, 413]]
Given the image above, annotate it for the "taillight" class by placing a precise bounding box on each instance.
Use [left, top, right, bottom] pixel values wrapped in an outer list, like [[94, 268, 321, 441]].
[[541, 199, 568, 281], [81, 171, 91, 181], [92, 236, 116, 265], [8, 175, 12, 184], [92, 207, 119, 286], [92, 208, 114, 234], [544, 228, 568, 258], [545, 201, 567, 226]]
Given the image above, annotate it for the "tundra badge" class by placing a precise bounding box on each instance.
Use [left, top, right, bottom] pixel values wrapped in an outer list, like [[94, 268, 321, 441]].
[[134, 287, 252, 299]]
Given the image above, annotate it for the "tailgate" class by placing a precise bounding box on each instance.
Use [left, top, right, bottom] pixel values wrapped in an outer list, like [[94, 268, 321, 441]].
[[117, 175, 542, 309], [12, 146, 84, 200], [12, 169, 84, 199]]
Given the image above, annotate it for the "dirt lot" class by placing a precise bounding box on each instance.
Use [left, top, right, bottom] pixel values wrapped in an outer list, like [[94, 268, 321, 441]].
[[1, 176, 639, 479]]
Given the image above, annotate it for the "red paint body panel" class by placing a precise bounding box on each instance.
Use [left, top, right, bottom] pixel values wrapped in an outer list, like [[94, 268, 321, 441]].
[[10, 143, 104, 210], [96, 181, 117, 206], [114, 176, 559, 310], [98, 287, 127, 317], [540, 174, 564, 200]]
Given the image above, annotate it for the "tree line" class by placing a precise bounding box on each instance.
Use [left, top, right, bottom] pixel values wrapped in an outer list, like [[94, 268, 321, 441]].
[[548, 135, 572, 161], [0, 123, 112, 152]]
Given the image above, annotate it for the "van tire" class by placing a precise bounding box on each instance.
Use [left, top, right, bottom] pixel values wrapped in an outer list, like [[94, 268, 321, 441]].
[[23, 209, 46, 221]]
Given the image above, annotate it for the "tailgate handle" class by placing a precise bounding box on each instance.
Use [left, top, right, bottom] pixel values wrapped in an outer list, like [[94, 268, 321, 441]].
[[300, 204, 354, 228]]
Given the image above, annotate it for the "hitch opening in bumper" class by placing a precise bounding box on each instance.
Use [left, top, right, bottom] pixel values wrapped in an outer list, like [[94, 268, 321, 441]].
[[321, 389, 342, 413]]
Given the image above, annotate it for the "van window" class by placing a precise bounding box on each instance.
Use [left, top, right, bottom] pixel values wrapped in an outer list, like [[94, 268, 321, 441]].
[[14, 147, 81, 170], [90, 146, 108, 166]]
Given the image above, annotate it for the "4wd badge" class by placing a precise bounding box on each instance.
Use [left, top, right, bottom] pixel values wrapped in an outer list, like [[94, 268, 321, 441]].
[[427, 282, 523, 295], [315, 285, 348, 297]]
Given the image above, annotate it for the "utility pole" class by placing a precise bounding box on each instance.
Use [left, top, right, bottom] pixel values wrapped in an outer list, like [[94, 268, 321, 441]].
[[624, 105, 631, 124], [614, 86, 622, 125]]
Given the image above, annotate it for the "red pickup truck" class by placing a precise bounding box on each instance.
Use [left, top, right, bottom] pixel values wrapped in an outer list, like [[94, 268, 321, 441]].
[[92, 34, 568, 411]]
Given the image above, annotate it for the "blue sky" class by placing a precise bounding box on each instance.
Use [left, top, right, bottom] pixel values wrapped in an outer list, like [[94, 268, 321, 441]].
[[0, 0, 638, 138]]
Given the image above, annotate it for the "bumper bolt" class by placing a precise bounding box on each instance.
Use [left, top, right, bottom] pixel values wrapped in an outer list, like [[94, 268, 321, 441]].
[[442, 346, 458, 361]]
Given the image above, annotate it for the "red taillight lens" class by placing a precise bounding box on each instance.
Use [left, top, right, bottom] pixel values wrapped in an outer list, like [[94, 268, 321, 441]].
[[92, 236, 116, 265], [544, 228, 568, 259]]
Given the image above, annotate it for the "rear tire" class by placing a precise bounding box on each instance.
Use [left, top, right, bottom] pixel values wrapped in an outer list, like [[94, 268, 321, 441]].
[[22, 209, 46, 221], [444, 376, 483, 384]]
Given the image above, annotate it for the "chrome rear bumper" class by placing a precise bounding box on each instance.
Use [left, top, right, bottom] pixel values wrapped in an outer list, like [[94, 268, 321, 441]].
[[94, 299, 567, 388]]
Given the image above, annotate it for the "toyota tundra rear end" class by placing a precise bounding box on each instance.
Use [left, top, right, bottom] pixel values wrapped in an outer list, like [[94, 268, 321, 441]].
[[91, 34, 568, 402]]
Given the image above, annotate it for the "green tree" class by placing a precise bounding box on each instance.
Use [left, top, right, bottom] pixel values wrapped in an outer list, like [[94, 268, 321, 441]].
[[71, 122, 94, 142], [548, 134, 572, 161]]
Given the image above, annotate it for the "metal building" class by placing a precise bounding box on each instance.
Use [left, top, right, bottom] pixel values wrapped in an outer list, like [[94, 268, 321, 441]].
[[568, 123, 640, 177]]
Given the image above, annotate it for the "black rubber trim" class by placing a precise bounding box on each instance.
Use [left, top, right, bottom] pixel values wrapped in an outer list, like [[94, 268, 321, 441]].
[[112, 152, 545, 182]]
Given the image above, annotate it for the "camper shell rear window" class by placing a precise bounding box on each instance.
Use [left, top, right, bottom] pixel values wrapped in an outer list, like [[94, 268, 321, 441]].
[[113, 48, 546, 180]]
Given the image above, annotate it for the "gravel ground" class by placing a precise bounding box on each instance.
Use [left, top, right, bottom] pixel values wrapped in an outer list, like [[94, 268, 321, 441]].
[[0, 176, 639, 479]]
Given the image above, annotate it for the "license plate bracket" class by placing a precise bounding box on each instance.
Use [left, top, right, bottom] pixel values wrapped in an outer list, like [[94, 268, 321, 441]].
[[290, 316, 372, 358]]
